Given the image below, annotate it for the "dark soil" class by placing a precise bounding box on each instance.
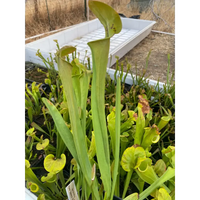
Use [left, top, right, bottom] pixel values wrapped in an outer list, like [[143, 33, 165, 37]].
[[25, 62, 48, 83]]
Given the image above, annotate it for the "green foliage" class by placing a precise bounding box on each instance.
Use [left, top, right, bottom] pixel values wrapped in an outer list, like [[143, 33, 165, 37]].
[[25, 1, 175, 199]]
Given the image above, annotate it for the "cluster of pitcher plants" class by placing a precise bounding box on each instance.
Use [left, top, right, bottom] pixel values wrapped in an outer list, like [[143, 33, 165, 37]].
[[25, 1, 175, 200]]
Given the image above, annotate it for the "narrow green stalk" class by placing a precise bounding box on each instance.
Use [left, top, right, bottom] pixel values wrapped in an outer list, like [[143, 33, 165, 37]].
[[114, 57, 119, 82], [114, 174, 120, 197], [123, 63, 131, 83], [145, 50, 151, 70], [58, 171, 67, 196], [167, 54, 170, 92], [122, 169, 133, 199], [120, 62, 124, 80]]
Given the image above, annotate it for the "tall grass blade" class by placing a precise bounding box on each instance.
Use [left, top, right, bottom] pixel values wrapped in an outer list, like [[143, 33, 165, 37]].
[[167, 53, 170, 92]]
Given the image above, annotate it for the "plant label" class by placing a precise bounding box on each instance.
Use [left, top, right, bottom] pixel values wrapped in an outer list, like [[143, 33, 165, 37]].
[[66, 180, 79, 200]]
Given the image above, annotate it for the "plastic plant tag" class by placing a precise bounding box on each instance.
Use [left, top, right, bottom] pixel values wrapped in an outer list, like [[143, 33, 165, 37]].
[[66, 180, 79, 200]]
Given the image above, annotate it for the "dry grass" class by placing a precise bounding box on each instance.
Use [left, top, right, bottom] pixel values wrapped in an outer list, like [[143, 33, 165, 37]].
[[140, 0, 175, 33], [104, 0, 175, 33], [25, 0, 86, 37], [25, 0, 175, 40]]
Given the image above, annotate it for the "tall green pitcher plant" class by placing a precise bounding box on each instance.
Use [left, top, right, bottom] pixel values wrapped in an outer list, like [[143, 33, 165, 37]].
[[41, 0, 122, 199]]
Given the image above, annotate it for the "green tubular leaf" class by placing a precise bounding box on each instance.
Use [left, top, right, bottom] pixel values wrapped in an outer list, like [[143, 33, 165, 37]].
[[123, 193, 139, 200], [55, 47, 94, 188], [131, 177, 145, 194], [87, 2, 122, 197], [128, 110, 137, 122], [56, 129, 66, 158], [88, 0, 122, 37], [137, 158, 171, 194], [88, 132, 96, 160], [138, 167, 175, 200], [136, 158, 158, 185], [37, 194, 45, 200], [162, 146, 175, 168], [107, 110, 116, 156], [111, 77, 121, 199], [88, 37, 111, 196], [121, 146, 146, 172], [158, 188, 172, 200], [71, 62, 81, 107], [70, 61, 90, 148], [154, 160, 166, 177], [141, 125, 160, 149], [79, 70, 91, 134], [27, 107, 33, 122], [134, 103, 145, 145], [153, 187, 172, 200], [25, 159, 31, 168], [42, 98, 78, 162], [55, 47, 100, 200], [158, 116, 171, 131]]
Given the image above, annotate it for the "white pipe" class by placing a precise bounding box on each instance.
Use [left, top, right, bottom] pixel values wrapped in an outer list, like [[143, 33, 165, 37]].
[[25, 27, 72, 41], [151, 30, 175, 36], [25, 21, 89, 41], [87, 0, 89, 21]]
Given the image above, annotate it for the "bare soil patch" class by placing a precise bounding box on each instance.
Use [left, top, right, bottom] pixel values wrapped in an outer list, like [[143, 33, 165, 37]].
[[111, 32, 175, 83]]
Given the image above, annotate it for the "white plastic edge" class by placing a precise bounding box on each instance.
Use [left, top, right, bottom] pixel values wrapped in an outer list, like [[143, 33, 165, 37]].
[[25, 188, 37, 200], [106, 68, 165, 89]]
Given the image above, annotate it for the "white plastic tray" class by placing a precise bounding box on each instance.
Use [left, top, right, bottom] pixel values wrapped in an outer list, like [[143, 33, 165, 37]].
[[25, 18, 155, 70], [25, 18, 162, 88]]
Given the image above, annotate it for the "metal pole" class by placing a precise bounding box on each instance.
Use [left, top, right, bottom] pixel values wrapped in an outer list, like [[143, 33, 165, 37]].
[[84, 0, 87, 19], [84, 0, 89, 21], [45, 0, 53, 31], [87, 0, 89, 21]]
